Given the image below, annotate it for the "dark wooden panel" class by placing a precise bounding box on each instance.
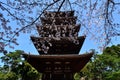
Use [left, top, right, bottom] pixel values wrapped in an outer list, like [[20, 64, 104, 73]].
[[22, 53, 93, 73]]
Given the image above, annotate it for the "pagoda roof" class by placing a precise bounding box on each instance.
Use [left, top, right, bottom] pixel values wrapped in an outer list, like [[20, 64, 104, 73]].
[[36, 24, 81, 36], [31, 36, 85, 54], [40, 16, 77, 25], [22, 53, 93, 73], [43, 11, 74, 17]]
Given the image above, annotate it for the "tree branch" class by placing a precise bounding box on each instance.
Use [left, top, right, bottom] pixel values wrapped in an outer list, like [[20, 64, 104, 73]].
[[67, 0, 72, 11], [0, 4, 30, 23], [57, 0, 65, 12], [9, 0, 61, 43], [109, 0, 120, 5], [0, 1, 19, 10]]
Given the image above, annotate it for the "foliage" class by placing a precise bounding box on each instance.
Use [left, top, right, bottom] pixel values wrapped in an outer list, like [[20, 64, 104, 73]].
[[0, 50, 41, 80], [0, 72, 18, 80], [76, 44, 120, 80], [0, 0, 120, 53], [74, 73, 81, 80], [1, 50, 23, 68], [20, 62, 41, 80]]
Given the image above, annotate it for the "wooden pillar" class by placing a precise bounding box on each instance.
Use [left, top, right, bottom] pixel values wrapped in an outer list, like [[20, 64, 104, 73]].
[[41, 61, 75, 80], [42, 73, 74, 80]]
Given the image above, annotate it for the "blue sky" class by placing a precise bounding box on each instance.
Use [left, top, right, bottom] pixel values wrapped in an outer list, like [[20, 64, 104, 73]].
[[0, 0, 120, 66]]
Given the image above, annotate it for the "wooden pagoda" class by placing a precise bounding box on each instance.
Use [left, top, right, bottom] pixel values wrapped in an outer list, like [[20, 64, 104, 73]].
[[23, 11, 93, 80]]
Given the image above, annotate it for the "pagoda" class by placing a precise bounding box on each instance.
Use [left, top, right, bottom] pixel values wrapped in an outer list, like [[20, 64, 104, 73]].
[[23, 11, 93, 80]]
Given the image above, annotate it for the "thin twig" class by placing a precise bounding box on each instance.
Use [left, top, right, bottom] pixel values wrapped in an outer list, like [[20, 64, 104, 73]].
[[0, 4, 30, 23], [57, 0, 65, 12], [9, 0, 61, 42], [67, 0, 72, 11]]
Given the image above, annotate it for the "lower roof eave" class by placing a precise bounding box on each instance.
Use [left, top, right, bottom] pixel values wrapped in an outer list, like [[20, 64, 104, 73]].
[[22, 53, 93, 60]]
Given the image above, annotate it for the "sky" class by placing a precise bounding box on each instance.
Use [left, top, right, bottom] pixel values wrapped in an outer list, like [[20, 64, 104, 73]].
[[0, 0, 120, 66]]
